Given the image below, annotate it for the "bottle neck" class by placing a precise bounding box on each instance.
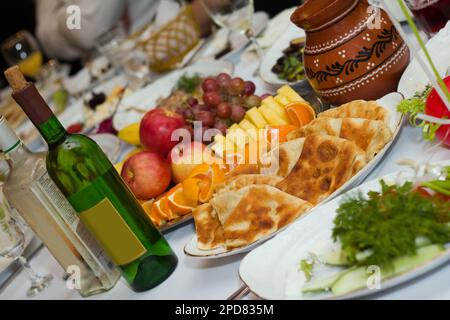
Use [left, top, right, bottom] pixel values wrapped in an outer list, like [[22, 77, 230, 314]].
[[0, 116, 21, 154], [11, 83, 68, 148], [37, 115, 67, 148], [0, 116, 29, 168]]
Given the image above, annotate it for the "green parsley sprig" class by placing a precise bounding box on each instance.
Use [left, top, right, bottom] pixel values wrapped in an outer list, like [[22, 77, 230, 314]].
[[397, 84, 432, 119], [332, 180, 450, 268]]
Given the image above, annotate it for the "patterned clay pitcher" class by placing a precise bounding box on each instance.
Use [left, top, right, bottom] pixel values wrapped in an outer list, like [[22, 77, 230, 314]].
[[291, 0, 410, 105]]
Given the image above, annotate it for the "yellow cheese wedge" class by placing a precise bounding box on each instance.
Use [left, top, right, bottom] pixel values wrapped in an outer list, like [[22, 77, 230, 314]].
[[212, 134, 236, 159], [259, 105, 290, 126], [228, 123, 241, 132], [245, 108, 268, 129], [274, 94, 291, 106], [277, 85, 307, 103], [261, 97, 290, 123], [239, 119, 257, 132], [239, 119, 258, 142], [227, 125, 250, 145]]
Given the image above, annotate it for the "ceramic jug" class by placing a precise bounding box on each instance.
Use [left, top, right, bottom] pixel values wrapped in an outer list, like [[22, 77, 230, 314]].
[[291, 0, 410, 105]]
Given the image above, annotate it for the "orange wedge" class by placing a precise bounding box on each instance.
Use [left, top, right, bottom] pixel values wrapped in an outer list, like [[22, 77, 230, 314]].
[[286, 102, 316, 127], [187, 164, 211, 179], [210, 164, 226, 185], [182, 178, 201, 207], [153, 196, 177, 220], [198, 175, 213, 204], [152, 207, 168, 227], [187, 164, 226, 203], [267, 125, 299, 143], [145, 200, 164, 226], [167, 188, 193, 215]]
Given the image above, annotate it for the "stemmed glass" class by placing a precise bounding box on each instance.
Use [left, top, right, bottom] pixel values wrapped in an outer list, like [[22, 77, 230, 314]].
[[201, 0, 265, 64], [0, 204, 53, 297], [1, 31, 43, 79]]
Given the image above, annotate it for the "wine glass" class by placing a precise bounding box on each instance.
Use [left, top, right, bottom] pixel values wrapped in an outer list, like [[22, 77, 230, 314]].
[[95, 22, 129, 70], [404, 0, 450, 37], [201, 0, 265, 63], [1, 31, 43, 79], [0, 208, 53, 297]]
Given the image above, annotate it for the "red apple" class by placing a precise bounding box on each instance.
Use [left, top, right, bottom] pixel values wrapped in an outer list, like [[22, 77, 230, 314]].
[[121, 151, 171, 200], [167, 141, 216, 183], [140, 108, 186, 157]]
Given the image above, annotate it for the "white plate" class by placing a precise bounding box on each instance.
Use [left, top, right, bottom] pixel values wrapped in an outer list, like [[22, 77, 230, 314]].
[[398, 21, 450, 99], [184, 92, 405, 259], [239, 160, 450, 300], [260, 23, 306, 86], [112, 60, 234, 131]]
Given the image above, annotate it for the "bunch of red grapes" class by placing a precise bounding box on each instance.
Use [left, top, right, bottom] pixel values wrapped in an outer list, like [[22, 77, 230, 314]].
[[176, 73, 264, 140]]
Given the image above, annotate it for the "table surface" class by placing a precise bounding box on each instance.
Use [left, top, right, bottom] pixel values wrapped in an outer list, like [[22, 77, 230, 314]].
[[1, 26, 449, 301]]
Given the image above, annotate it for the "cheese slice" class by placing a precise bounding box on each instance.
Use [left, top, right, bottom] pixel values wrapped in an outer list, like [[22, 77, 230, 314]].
[[274, 94, 291, 107], [239, 119, 258, 141], [245, 108, 268, 129], [277, 85, 307, 103], [259, 105, 290, 126]]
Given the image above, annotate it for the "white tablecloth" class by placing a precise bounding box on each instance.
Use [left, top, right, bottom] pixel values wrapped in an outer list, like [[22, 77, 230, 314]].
[[1, 37, 449, 301]]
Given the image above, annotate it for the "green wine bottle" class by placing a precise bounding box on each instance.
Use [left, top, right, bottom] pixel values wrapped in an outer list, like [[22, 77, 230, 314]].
[[5, 66, 177, 292]]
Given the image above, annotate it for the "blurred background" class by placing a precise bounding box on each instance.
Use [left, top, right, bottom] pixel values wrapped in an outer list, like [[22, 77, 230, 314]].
[[0, 0, 302, 88]]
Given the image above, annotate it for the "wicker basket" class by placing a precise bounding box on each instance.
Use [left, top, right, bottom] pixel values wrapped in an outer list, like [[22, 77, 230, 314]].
[[145, 5, 201, 72]]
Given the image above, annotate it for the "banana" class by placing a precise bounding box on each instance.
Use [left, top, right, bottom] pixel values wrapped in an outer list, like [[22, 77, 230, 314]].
[[118, 123, 141, 146]]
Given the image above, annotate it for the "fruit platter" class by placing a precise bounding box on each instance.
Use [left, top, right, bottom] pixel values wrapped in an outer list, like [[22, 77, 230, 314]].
[[1, 0, 450, 303], [113, 65, 322, 231]]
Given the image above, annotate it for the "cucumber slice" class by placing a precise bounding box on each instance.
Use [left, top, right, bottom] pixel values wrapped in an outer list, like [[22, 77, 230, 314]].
[[355, 249, 373, 262], [302, 269, 350, 294], [331, 245, 445, 296], [415, 236, 432, 248], [331, 267, 368, 296], [320, 250, 349, 266], [392, 244, 444, 274]]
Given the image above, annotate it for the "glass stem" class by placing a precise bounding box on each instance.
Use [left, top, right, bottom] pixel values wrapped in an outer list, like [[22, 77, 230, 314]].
[[17, 256, 40, 283], [17, 255, 53, 297], [245, 28, 264, 74]]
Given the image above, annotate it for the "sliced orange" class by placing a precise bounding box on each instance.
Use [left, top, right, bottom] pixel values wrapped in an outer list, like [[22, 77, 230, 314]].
[[182, 178, 201, 207], [154, 196, 177, 220], [267, 125, 299, 143], [149, 205, 165, 227], [186, 164, 226, 204], [143, 200, 165, 227], [286, 102, 316, 127], [167, 188, 193, 215], [187, 164, 211, 179], [198, 175, 213, 204], [166, 184, 182, 196], [211, 164, 226, 185]]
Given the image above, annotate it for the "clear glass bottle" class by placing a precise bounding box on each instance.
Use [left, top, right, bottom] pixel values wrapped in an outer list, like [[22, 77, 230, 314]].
[[0, 116, 121, 296]]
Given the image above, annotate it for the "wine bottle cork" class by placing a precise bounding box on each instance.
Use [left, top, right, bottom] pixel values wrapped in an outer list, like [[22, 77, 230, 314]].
[[5, 66, 53, 126], [4, 66, 28, 93]]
